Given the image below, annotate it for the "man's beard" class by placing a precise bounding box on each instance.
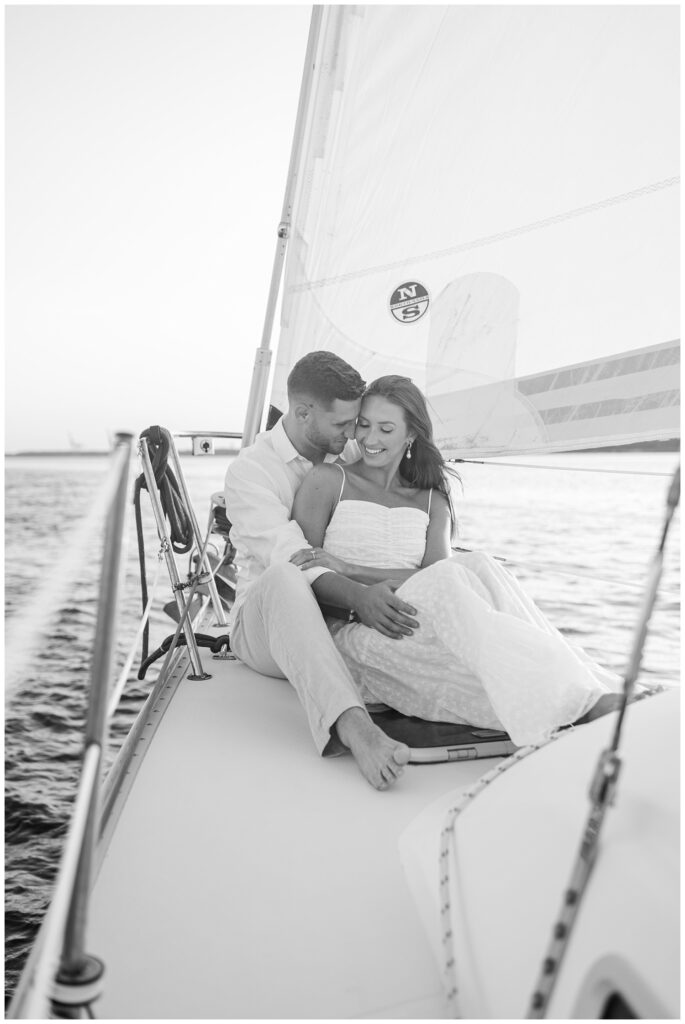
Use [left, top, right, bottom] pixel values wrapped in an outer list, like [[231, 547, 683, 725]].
[[306, 425, 346, 455], [326, 436, 347, 454]]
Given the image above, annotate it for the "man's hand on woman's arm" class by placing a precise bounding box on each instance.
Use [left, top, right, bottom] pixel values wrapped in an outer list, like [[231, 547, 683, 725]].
[[290, 547, 349, 575], [290, 545, 416, 584], [311, 573, 419, 640]]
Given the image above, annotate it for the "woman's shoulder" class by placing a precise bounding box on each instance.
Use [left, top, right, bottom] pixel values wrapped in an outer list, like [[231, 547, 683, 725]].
[[300, 461, 345, 493], [430, 488, 450, 509], [395, 475, 434, 505], [426, 488, 451, 521], [337, 458, 366, 482]]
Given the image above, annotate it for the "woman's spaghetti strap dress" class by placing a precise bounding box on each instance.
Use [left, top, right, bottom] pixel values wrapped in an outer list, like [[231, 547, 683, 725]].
[[323, 497, 619, 747]]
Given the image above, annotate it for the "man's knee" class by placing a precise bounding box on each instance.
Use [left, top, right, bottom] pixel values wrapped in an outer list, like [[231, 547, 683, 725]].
[[257, 561, 322, 610], [262, 560, 312, 590]]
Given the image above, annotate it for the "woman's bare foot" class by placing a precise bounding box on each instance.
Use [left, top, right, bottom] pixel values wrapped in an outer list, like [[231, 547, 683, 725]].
[[335, 707, 410, 790]]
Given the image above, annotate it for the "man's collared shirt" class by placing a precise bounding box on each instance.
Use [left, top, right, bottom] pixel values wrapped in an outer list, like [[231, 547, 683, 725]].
[[224, 418, 352, 622]]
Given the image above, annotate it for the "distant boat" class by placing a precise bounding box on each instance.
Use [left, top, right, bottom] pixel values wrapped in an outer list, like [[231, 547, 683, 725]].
[[67, 432, 85, 451]]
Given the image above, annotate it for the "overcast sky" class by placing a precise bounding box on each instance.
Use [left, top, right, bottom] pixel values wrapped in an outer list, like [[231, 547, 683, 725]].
[[4, 4, 679, 453], [5, 5, 311, 452]]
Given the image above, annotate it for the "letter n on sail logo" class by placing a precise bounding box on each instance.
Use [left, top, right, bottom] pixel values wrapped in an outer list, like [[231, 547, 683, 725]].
[[390, 281, 430, 324]]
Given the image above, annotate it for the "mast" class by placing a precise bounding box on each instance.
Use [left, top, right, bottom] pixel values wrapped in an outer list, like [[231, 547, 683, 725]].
[[240, 5, 324, 447]]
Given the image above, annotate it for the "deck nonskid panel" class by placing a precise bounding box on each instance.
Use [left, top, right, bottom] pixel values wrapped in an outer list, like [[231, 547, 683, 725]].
[[88, 631, 497, 1018]]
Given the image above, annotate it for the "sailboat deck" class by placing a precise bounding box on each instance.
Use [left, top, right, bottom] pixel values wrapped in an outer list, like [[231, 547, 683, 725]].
[[89, 632, 491, 1019]]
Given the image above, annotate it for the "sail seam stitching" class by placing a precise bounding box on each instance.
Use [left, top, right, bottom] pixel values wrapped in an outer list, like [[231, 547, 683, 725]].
[[291, 176, 680, 292]]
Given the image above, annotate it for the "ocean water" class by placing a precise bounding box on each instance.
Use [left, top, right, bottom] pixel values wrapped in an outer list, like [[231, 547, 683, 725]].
[[4, 450, 680, 1001]]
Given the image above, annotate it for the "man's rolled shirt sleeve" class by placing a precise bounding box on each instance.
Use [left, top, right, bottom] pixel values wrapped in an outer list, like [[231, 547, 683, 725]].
[[224, 457, 333, 585]]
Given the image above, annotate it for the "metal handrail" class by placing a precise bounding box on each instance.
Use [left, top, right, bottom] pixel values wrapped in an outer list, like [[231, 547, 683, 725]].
[[106, 548, 166, 719], [173, 430, 243, 440], [8, 432, 134, 1019], [5, 447, 135, 706], [9, 746, 102, 1019], [60, 434, 133, 976]]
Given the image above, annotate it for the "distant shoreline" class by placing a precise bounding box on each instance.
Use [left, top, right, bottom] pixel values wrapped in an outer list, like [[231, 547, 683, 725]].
[[584, 439, 680, 453], [5, 450, 114, 457], [5, 439, 679, 457], [4, 447, 242, 457]]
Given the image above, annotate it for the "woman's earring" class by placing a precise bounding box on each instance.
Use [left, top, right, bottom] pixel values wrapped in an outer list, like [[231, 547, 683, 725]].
[[406, 441, 412, 460]]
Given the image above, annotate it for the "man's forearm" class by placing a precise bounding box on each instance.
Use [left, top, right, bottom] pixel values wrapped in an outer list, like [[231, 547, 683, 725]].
[[311, 568, 420, 640], [311, 572, 365, 613], [341, 563, 416, 585]]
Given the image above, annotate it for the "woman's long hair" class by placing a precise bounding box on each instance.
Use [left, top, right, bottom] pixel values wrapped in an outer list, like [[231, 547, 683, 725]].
[[362, 375, 460, 537]]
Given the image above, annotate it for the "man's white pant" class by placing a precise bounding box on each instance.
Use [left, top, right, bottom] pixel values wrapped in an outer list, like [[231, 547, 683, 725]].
[[230, 562, 364, 754]]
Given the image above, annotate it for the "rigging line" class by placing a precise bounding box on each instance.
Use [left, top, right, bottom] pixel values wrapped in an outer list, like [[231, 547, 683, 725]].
[[154, 524, 217, 684], [499, 559, 646, 591], [453, 548, 648, 590], [291, 176, 679, 292], [439, 739, 557, 1017], [526, 467, 680, 1019], [107, 551, 165, 720], [452, 459, 676, 477]]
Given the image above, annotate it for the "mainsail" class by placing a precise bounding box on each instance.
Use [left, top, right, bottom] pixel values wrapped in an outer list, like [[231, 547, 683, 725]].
[[268, 5, 679, 456]]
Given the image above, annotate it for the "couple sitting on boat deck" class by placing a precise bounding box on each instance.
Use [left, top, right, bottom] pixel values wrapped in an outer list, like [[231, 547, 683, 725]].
[[224, 351, 622, 790]]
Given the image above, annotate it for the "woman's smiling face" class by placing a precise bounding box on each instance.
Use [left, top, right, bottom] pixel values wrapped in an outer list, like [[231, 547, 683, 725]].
[[355, 394, 414, 467]]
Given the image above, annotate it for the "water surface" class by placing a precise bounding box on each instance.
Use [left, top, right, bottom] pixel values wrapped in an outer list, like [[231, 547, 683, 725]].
[[4, 450, 680, 1000]]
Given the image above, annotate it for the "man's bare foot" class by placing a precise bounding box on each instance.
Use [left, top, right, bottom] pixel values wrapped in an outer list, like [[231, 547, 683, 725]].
[[575, 692, 624, 726], [335, 707, 410, 790]]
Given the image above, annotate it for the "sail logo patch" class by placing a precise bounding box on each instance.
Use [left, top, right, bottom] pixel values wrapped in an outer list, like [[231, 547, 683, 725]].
[[390, 282, 430, 324]]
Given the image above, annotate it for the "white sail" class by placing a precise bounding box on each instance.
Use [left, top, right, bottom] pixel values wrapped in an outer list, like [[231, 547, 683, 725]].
[[269, 5, 679, 455]]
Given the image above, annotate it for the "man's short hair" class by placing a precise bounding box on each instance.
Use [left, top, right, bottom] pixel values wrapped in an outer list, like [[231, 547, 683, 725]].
[[287, 351, 365, 407]]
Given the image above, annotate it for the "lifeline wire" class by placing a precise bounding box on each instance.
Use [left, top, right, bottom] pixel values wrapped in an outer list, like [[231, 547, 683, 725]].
[[525, 464, 680, 1018], [441, 466, 679, 1018], [439, 740, 555, 1017], [155, 524, 217, 683], [107, 549, 165, 720], [456, 547, 648, 591], [5, 447, 131, 706], [440, 688, 665, 1018], [497, 557, 646, 591], [453, 459, 674, 478]]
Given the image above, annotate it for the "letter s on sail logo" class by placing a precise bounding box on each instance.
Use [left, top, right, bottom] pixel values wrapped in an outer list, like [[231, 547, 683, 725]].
[[389, 281, 430, 324]]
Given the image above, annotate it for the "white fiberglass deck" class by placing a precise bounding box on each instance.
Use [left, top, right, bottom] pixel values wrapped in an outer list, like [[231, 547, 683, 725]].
[[401, 687, 680, 1019], [88, 640, 491, 1019]]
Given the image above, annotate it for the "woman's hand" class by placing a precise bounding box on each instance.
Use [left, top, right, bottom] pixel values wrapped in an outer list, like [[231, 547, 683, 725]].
[[290, 547, 349, 575]]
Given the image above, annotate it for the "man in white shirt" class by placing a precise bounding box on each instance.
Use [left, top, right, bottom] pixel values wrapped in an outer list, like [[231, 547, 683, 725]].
[[225, 351, 412, 790]]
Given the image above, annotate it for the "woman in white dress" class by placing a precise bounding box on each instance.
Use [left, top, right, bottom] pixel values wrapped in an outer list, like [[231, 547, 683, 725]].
[[290, 375, 622, 748]]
